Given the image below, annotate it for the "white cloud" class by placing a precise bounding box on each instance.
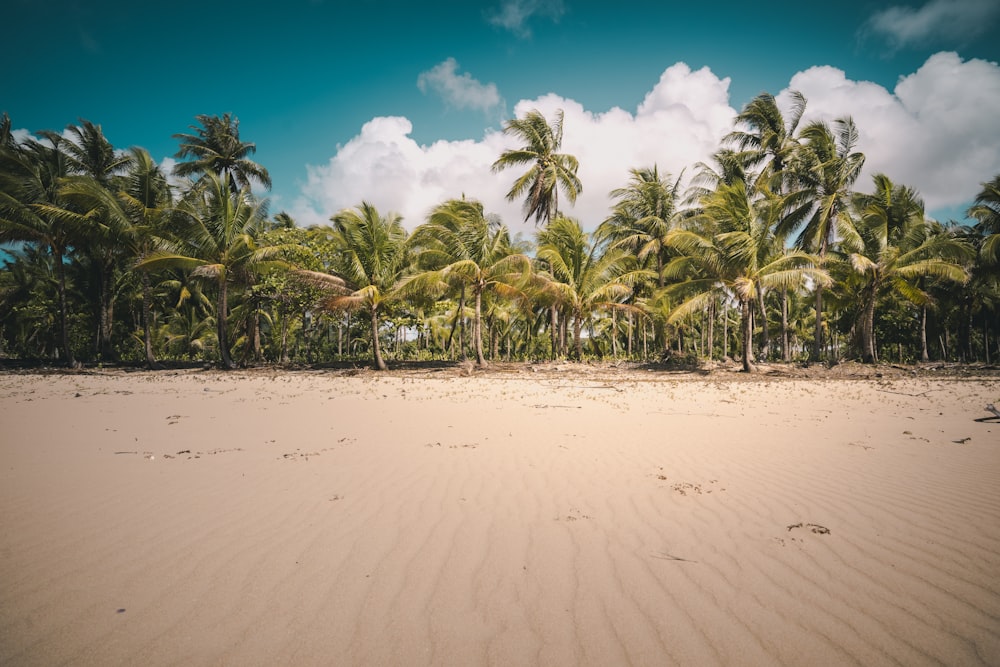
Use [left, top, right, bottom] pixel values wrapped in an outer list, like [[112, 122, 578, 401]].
[[487, 0, 565, 38], [417, 58, 503, 116], [778, 52, 1000, 214], [861, 0, 1000, 50], [292, 63, 735, 235], [293, 53, 1000, 235]]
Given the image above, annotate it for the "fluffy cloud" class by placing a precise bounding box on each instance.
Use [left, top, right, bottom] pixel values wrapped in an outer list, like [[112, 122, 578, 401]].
[[779, 52, 1000, 214], [293, 53, 1000, 234], [293, 63, 735, 235], [487, 0, 565, 38], [417, 58, 504, 116], [861, 0, 1000, 50]]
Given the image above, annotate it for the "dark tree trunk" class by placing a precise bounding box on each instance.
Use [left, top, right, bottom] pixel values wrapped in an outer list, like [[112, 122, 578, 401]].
[[370, 307, 387, 371], [140, 271, 161, 369], [781, 289, 790, 362], [217, 278, 236, 370], [812, 287, 824, 362], [741, 298, 755, 373], [54, 246, 76, 366]]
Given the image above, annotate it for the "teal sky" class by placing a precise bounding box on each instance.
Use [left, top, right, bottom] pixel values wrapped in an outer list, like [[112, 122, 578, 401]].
[[3, 0, 999, 226]]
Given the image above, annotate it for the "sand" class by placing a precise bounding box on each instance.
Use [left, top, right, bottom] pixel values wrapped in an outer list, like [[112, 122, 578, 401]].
[[1, 365, 998, 666]]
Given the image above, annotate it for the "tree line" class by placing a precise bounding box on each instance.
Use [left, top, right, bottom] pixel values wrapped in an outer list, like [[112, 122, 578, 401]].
[[0, 96, 997, 371]]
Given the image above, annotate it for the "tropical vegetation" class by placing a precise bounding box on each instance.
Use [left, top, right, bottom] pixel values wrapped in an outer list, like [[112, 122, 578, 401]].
[[1, 105, 997, 370]]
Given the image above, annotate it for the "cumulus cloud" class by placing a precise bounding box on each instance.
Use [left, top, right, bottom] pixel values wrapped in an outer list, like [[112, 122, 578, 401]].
[[487, 0, 565, 38], [417, 58, 504, 116], [292, 63, 735, 235], [777, 52, 1000, 214], [293, 53, 1000, 234], [861, 0, 1000, 50]]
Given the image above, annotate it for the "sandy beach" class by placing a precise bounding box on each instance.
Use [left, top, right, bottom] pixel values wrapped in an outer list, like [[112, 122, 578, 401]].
[[1, 365, 998, 666]]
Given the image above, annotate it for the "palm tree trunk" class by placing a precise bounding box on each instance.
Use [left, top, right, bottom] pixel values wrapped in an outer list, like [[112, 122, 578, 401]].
[[707, 298, 715, 361], [573, 309, 582, 360], [370, 307, 387, 371], [920, 306, 930, 362], [217, 277, 236, 370], [550, 307, 558, 359], [611, 309, 618, 359], [812, 288, 824, 362], [757, 289, 769, 361], [53, 246, 76, 366], [861, 290, 877, 364], [781, 289, 790, 362], [741, 298, 755, 373], [473, 289, 486, 366], [140, 271, 161, 369]]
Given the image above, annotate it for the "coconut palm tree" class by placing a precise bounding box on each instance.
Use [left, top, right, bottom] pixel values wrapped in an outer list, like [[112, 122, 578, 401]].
[[173, 113, 271, 193], [664, 179, 830, 372], [491, 109, 581, 225], [536, 216, 647, 360], [0, 134, 78, 364], [725, 91, 807, 195], [967, 174, 1000, 265], [846, 174, 970, 363], [403, 198, 531, 366], [787, 117, 865, 361], [138, 173, 282, 369], [318, 202, 409, 371]]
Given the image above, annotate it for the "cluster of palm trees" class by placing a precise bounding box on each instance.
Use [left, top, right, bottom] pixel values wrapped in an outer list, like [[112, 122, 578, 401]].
[[1, 98, 998, 371]]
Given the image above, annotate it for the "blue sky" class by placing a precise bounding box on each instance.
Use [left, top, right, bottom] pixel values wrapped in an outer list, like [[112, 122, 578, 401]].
[[3, 0, 1000, 232]]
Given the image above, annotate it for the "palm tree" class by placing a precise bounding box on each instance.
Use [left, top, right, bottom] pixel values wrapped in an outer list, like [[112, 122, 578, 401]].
[[320, 202, 409, 371], [56, 121, 134, 360], [491, 109, 581, 225], [402, 198, 531, 366], [0, 134, 78, 364], [664, 179, 830, 372], [967, 174, 1000, 265], [847, 174, 970, 363], [598, 165, 684, 288], [726, 91, 807, 195], [173, 113, 271, 193], [138, 173, 282, 369], [536, 216, 646, 360], [787, 117, 865, 361]]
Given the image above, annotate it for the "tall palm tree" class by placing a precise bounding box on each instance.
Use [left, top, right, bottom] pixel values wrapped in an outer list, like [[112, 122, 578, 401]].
[[320, 202, 409, 371], [726, 91, 807, 195], [57, 121, 134, 360], [787, 117, 865, 361], [664, 179, 830, 372], [403, 198, 531, 366], [967, 174, 1000, 265], [536, 216, 646, 360], [491, 109, 581, 225], [598, 165, 684, 288], [847, 174, 970, 363], [138, 173, 282, 369], [173, 113, 271, 193]]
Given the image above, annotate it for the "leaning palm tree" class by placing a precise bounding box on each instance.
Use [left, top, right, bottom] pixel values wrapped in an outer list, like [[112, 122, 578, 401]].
[[138, 173, 282, 369], [316, 202, 409, 371], [173, 113, 271, 193], [663, 179, 830, 372], [402, 198, 531, 366], [786, 117, 865, 361], [846, 174, 970, 363], [491, 109, 582, 226]]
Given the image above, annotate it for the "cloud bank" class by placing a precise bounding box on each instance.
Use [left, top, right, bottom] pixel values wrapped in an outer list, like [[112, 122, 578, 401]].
[[292, 53, 1000, 232]]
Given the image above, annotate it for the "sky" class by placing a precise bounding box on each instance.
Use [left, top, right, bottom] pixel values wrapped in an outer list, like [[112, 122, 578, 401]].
[[3, 0, 1000, 236]]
